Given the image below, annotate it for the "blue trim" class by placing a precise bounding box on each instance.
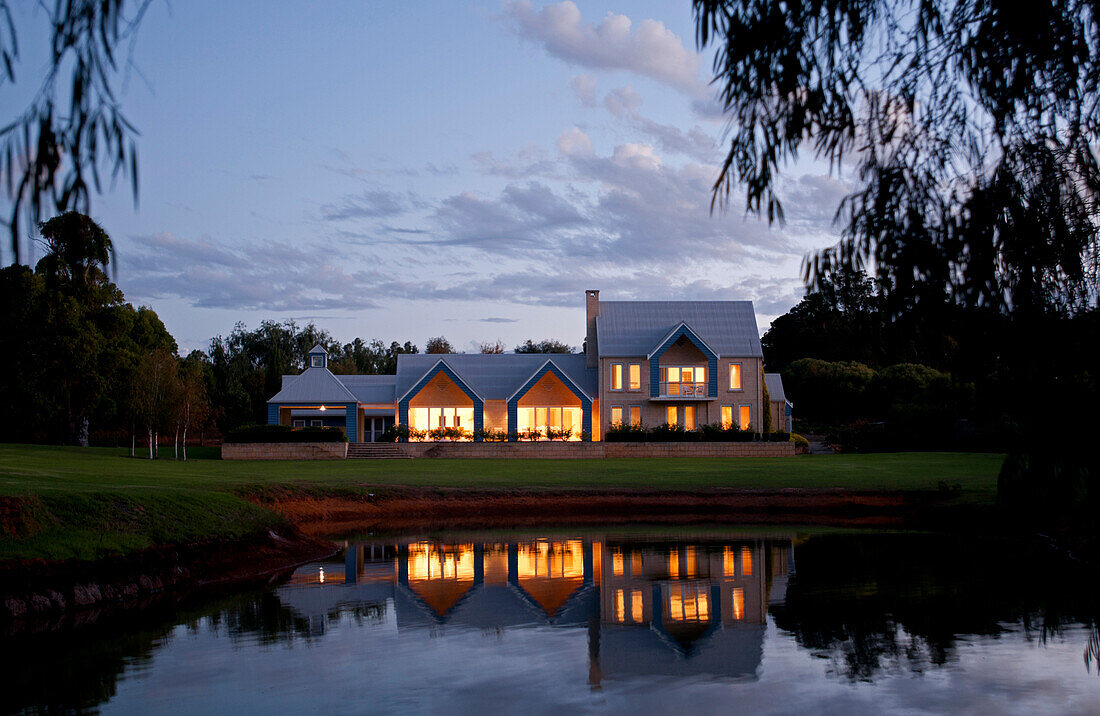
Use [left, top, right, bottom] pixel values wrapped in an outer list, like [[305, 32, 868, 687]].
[[267, 404, 279, 425], [397, 362, 484, 439], [345, 402, 359, 443], [307, 350, 327, 369], [648, 324, 720, 398], [507, 361, 594, 441]]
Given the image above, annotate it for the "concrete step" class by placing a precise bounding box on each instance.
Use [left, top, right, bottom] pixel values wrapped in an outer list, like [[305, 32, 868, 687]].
[[347, 443, 412, 459]]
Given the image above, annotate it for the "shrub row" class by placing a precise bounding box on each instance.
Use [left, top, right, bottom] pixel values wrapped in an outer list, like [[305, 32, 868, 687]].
[[225, 424, 349, 443], [605, 423, 790, 443]]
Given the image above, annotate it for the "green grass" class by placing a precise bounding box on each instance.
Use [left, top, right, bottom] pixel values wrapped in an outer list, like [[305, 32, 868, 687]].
[[0, 443, 1005, 562]]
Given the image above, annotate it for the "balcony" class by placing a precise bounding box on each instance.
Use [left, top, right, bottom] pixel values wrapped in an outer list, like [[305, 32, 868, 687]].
[[651, 381, 711, 401]]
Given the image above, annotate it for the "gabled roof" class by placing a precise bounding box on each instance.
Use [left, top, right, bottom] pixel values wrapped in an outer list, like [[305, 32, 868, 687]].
[[395, 353, 597, 402], [339, 375, 397, 404], [267, 366, 358, 404], [395, 358, 484, 405], [764, 373, 788, 403], [647, 322, 719, 361], [308, 344, 328, 354], [596, 301, 762, 358], [507, 358, 594, 403]]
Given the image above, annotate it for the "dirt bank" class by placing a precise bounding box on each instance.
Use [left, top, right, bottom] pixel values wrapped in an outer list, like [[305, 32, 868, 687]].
[[248, 486, 977, 536], [0, 526, 336, 633]]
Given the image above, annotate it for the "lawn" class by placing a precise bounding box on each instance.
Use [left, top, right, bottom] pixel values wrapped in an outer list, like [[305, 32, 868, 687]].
[[0, 444, 1005, 562]]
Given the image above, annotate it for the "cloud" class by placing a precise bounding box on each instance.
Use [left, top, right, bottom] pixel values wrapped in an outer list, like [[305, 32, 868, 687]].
[[320, 189, 414, 221], [430, 181, 587, 249], [570, 74, 598, 107], [600, 85, 717, 163], [556, 126, 594, 157], [603, 85, 642, 117], [479, 316, 521, 323], [504, 1, 706, 97]]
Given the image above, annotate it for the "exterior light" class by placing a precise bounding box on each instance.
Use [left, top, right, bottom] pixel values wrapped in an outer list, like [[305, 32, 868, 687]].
[[319, 405, 327, 412]]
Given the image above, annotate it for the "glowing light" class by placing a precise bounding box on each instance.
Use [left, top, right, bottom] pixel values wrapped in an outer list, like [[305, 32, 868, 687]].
[[724, 547, 737, 577], [319, 405, 327, 412], [631, 590, 643, 623], [732, 588, 745, 620], [615, 588, 625, 623], [612, 552, 624, 577], [741, 547, 753, 576], [318, 567, 325, 583]]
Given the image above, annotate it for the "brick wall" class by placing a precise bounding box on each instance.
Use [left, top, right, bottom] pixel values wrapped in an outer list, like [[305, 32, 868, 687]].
[[222, 442, 348, 460], [399, 441, 796, 459]]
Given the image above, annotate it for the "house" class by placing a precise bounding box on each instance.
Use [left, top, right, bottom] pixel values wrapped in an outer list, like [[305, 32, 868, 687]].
[[266, 290, 788, 442]]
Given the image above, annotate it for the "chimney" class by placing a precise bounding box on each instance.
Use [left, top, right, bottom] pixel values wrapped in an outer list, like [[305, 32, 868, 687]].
[[585, 289, 600, 368]]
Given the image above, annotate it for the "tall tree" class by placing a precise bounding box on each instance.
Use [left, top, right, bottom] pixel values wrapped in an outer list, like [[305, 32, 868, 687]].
[[514, 339, 574, 354], [35, 212, 114, 293], [694, 0, 1100, 317], [478, 340, 506, 354], [425, 336, 454, 354]]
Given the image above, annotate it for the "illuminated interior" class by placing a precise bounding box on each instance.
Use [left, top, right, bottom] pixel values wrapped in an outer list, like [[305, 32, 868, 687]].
[[739, 405, 751, 431], [666, 582, 710, 622], [666, 406, 677, 426], [664, 366, 707, 395], [629, 406, 640, 426], [721, 406, 733, 429], [516, 407, 582, 440], [610, 406, 623, 427], [405, 542, 477, 615], [741, 546, 753, 576], [410, 407, 474, 438], [729, 363, 742, 390], [732, 587, 745, 620], [516, 540, 586, 617], [723, 546, 737, 577], [628, 364, 641, 390]]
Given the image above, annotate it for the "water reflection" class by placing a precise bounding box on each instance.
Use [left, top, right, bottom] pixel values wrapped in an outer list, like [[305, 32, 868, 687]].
[[4, 531, 1099, 714]]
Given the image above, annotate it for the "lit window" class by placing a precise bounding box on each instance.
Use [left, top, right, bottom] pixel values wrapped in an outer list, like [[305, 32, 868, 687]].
[[628, 364, 641, 390], [311, 355, 324, 368], [729, 363, 742, 390], [732, 588, 745, 620], [721, 406, 733, 429], [666, 406, 677, 426], [629, 406, 641, 426], [663, 365, 706, 396], [611, 363, 623, 390], [741, 546, 753, 576], [739, 405, 751, 431], [517, 407, 583, 440], [611, 406, 623, 426], [684, 405, 695, 429]]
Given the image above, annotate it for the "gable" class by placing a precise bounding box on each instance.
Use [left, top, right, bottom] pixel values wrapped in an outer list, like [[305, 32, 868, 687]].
[[597, 301, 763, 357]]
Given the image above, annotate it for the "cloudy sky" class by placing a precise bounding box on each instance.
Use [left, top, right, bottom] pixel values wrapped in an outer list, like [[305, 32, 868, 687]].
[[3, 1, 853, 353]]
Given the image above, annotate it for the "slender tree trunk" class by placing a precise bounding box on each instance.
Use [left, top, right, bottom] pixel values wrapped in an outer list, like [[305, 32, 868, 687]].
[[130, 424, 135, 458], [148, 427, 154, 460], [155, 430, 159, 459], [182, 425, 188, 461], [174, 423, 179, 460]]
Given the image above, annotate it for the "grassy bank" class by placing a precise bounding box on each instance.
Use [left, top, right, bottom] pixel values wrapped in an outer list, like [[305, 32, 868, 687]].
[[0, 444, 1005, 562]]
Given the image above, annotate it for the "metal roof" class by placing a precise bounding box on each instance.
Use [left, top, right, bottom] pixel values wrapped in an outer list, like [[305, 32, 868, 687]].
[[339, 374, 397, 404], [267, 367, 359, 404], [764, 372, 787, 403], [395, 353, 597, 402], [309, 344, 328, 354], [596, 301, 762, 358]]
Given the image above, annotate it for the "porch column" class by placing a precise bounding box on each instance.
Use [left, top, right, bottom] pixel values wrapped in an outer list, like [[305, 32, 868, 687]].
[[345, 403, 359, 443]]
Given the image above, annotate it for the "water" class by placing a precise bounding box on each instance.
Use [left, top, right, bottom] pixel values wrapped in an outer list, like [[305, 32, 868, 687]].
[[4, 529, 1100, 714]]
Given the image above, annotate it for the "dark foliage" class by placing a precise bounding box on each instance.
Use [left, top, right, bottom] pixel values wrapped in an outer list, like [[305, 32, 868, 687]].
[[514, 338, 575, 354], [224, 424, 348, 444]]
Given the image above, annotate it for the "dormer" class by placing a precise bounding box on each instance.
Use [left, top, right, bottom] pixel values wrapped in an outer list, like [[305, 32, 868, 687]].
[[307, 344, 328, 369]]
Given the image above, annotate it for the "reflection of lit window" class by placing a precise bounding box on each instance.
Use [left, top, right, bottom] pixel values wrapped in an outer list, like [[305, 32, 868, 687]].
[[669, 549, 679, 578], [723, 547, 736, 577], [407, 543, 475, 581], [612, 551, 624, 576], [632, 590, 643, 623], [667, 583, 709, 621], [685, 546, 697, 578], [631, 552, 643, 576], [517, 540, 585, 579], [741, 547, 753, 576], [615, 588, 625, 623], [732, 588, 745, 620]]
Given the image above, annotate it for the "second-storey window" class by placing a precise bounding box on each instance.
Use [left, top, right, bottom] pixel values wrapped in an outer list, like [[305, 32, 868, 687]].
[[729, 363, 742, 391], [664, 366, 706, 396], [628, 363, 641, 390], [611, 363, 623, 390]]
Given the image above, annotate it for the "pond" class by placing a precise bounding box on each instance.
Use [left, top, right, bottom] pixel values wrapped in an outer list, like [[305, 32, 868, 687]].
[[4, 528, 1099, 714]]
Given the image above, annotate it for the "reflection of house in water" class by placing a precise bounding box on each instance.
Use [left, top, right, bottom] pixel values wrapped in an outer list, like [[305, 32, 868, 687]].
[[274, 536, 793, 682]]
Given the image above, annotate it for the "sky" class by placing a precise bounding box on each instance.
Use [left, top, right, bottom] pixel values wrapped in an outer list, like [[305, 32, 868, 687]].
[[2, 1, 855, 354]]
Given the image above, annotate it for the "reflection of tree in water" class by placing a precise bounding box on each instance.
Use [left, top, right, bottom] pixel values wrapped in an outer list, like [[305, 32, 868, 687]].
[[770, 534, 1100, 682]]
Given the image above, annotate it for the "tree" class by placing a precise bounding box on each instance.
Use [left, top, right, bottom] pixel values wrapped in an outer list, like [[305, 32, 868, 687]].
[[478, 340, 506, 354], [176, 353, 209, 460], [514, 339, 574, 354], [130, 347, 177, 459], [1, 0, 150, 261], [694, 0, 1100, 317], [425, 336, 454, 354], [35, 212, 114, 293]]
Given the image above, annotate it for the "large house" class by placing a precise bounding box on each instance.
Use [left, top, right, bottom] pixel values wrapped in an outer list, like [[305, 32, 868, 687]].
[[266, 290, 790, 442]]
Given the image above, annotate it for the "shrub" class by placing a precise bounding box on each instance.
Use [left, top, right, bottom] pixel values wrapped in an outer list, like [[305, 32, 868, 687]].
[[764, 432, 791, 442], [605, 422, 647, 442], [790, 432, 810, 448], [473, 427, 508, 442], [225, 424, 348, 443]]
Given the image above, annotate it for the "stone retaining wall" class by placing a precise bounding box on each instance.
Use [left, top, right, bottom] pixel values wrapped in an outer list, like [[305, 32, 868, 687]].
[[400, 441, 797, 459], [222, 442, 348, 460]]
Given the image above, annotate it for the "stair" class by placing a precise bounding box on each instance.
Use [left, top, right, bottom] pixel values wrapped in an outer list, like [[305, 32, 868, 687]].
[[347, 443, 412, 459], [803, 434, 836, 455]]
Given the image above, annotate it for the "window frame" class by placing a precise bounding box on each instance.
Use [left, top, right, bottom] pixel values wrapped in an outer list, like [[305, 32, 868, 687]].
[[684, 404, 696, 429], [729, 363, 743, 391], [292, 419, 306, 428], [610, 405, 624, 427], [666, 405, 678, 426], [309, 419, 323, 427], [629, 405, 641, 426], [610, 363, 623, 391], [310, 355, 324, 368], [628, 363, 641, 391], [738, 404, 751, 431], [721, 405, 733, 429]]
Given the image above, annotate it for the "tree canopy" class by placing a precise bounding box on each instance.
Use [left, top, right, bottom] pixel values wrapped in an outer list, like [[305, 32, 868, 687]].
[[694, 0, 1100, 316]]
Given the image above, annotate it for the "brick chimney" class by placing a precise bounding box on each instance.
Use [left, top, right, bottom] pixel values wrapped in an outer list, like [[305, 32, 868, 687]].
[[585, 289, 600, 368]]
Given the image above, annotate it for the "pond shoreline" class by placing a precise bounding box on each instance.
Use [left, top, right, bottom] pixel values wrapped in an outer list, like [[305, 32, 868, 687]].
[[0, 486, 991, 632]]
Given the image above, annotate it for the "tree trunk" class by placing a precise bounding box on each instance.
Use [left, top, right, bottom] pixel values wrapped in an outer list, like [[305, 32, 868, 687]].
[[130, 425, 135, 458], [155, 430, 159, 459], [174, 426, 179, 460], [182, 425, 188, 461], [148, 427, 154, 460]]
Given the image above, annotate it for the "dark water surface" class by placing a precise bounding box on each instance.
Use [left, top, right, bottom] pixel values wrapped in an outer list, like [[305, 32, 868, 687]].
[[5, 529, 1100, 715]]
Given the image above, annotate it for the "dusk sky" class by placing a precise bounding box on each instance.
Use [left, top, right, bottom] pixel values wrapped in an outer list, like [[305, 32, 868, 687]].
[[4, 0, 854, 353]]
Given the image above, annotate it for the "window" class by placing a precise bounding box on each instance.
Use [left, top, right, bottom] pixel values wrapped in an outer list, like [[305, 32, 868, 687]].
[[292, 419, 305, 428], [739, 405, 751, 431], [629, 405, 641, 426], [721, 405, 733, 429], [311, 355, 324, 368], [610, 363, 623, 390], [611, 406, 623, 426], [517, 406, 582, 439], [666, 406, 678, 426], [628, 363, 641, 390], [410, 407, 475, 437], [684, 405, 695, 429], [663, 365, 706, 396], [729, 363, 742, 390], [309, 419, 322, 427]]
